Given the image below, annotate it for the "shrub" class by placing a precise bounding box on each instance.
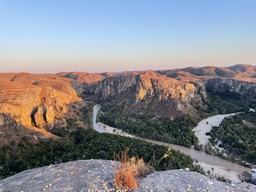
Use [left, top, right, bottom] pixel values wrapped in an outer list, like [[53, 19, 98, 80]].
[[114, 148, 147, 190]]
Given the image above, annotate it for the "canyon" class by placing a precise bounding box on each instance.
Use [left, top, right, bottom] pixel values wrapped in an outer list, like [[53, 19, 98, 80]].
[[0, 64, 256, 189], [76, 64, 256, 120], [1, 64, 256, 141]]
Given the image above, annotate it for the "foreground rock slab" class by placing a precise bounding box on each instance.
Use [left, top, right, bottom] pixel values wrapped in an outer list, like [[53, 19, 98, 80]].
[[0, 160, 117, 192], [0, 160, 255, 192]]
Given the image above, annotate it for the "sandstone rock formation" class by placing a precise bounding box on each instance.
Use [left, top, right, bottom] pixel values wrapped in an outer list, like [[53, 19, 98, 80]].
[[69, 64, 256, 119], [0, 64, 256, 135], [0, 73, 81, 135], [80, 71, 206, 119]]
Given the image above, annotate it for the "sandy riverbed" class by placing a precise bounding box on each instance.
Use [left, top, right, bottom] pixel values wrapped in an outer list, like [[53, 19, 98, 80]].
[[192, 113, 237, 146]]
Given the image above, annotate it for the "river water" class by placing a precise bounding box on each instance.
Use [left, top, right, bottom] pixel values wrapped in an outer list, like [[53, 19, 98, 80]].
[[92, 104, 251, 182]]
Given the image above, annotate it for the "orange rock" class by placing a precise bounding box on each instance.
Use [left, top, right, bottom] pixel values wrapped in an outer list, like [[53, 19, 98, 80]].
[[0, 73, 81, 136]]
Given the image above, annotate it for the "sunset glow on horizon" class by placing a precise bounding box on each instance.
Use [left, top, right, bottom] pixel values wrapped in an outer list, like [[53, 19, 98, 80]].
[[0, 0, 255, 73]]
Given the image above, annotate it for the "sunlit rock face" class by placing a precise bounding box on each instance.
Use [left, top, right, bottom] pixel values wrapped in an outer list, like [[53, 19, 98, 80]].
[[81, 71, 205, 119], [135, 72, 196, 102], [0, 64, 256, 132], [73, 64, 256, 119], [0, 73, 81, 131]]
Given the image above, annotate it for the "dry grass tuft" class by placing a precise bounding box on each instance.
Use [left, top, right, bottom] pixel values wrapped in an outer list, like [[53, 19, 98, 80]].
[[114, 148, 147, 190]]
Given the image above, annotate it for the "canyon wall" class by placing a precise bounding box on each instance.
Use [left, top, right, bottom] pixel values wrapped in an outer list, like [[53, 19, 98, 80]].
[[0, 64, 256, 136], [0, 73, 81, 132]]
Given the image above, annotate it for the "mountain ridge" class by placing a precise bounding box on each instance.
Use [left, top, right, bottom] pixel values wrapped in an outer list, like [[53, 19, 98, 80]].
[[0, 64, 256, 139]]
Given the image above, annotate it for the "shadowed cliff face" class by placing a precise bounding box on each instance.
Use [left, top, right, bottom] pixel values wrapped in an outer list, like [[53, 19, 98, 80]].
[[206, 78, 256, 94], [0, 73, 81, 133]]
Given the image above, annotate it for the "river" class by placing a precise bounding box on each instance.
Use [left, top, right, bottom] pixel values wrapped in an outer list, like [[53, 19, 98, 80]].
[[92, 104, 251, 182]]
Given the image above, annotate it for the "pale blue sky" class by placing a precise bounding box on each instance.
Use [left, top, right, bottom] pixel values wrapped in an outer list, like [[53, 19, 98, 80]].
[[0, 0, 255, 73]]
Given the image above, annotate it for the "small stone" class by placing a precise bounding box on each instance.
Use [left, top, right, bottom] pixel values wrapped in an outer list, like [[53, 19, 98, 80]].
[[187, 184, 192, 191], [185, 168, 190, 172]]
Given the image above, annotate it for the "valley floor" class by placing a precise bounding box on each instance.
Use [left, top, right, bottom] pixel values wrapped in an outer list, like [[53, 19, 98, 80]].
[[93, 105, 252, 183]]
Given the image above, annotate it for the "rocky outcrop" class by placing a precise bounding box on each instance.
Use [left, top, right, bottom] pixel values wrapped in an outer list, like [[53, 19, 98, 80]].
[[135, 72, 196, 101], [205, 78, 256, 95], [33, 107, 46, 128], [0, 160, 255, 192], [72, 64, 256, 119], [0, 73, 81, 134], [82, 71, 206, 119], [1, 64, 256, 134]]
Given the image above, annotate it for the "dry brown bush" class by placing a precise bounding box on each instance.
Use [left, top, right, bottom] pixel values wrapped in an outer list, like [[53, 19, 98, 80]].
[[114, 148, 148, 190]]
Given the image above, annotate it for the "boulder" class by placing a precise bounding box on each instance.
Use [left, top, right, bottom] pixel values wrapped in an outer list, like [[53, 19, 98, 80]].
[[34, 107, 46, 128]]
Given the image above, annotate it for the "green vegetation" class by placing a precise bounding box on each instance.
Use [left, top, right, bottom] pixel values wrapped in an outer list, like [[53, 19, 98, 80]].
[[209, 111, 256, 165], [99, 109, 198, 147], [0, 101, 204, 180], [80, 104, 94, 128], [0, 127, 202, 180], [98, 91, 254, 148], [205, 92, 251, 115]]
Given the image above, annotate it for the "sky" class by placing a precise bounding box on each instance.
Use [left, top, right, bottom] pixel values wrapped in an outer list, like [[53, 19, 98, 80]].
[[0, 0, 255, 73]]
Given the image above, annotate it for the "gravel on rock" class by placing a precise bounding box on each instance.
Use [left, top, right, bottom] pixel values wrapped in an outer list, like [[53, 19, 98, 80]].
[[0, 160, 255, 192], [0, 160, 118, 192], [137, 170, 255, 192]]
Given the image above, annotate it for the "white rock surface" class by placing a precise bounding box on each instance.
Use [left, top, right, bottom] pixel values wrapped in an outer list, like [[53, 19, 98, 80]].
[[0, 160, 255, 192]]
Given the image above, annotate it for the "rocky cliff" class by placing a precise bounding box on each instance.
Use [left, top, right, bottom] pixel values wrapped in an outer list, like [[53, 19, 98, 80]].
[[68, 64, 256, 119], [0, 160, 255, 192], [1, 64, 256, 136], [0, 73, 81, 136], [80, 71, 207, 119]]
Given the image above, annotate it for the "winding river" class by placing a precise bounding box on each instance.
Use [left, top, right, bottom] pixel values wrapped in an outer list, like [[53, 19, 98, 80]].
[[93, 104, 251, 182]]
